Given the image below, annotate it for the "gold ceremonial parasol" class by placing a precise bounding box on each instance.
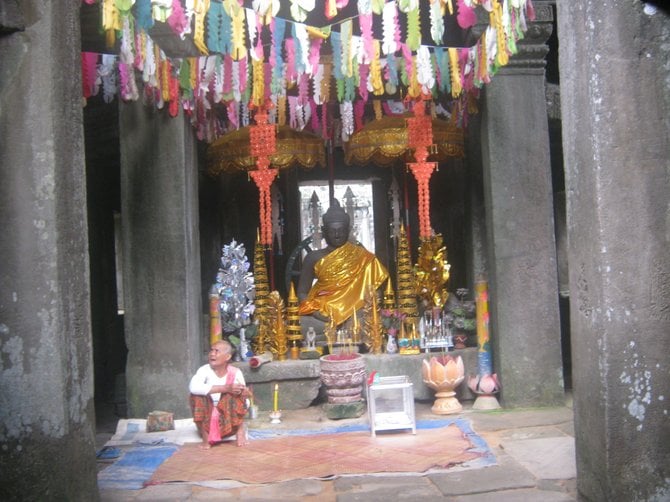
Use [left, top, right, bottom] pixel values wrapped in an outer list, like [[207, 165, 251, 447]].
[[343, 115, 465, 167], [207, 125, 326, 176]]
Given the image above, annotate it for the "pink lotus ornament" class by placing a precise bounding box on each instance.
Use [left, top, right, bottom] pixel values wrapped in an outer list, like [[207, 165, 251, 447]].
[[468, 373, 500, 394], [468, 373, 502, 410], [421, 355, 465, 414]]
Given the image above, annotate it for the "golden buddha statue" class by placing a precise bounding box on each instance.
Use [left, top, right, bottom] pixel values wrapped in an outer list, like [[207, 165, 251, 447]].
[[297, 200, 389, 327]]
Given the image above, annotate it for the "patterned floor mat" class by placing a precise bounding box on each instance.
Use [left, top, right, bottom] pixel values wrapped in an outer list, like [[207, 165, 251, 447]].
[[148, 421, 492, 485]]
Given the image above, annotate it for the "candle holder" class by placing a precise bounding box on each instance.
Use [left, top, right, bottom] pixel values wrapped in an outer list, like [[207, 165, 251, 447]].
[[269, 410, 282, 424]]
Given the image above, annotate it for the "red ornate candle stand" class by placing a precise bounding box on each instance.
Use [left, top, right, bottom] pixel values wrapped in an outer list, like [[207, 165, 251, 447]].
[[408, 160, 437, 239], [406, 96, 436, 239], [249, 105, 277, 246], [249, 108, 276, 159], [249, 167, 277, 246]]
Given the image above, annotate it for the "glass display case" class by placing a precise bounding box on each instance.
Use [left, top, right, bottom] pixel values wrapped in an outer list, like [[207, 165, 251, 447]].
[[366, 375, 416, 437]]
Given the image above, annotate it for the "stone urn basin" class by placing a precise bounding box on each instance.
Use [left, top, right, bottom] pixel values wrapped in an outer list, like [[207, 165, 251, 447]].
[[319, 353, 367, 404], [422, 355, 465, 414]]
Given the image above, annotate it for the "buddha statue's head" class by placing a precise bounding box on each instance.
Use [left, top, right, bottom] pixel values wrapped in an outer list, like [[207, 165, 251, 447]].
[[322, 200, 350, 249]]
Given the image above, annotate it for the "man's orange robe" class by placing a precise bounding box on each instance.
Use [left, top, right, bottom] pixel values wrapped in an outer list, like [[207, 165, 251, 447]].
[[299, 241, 388, 325]]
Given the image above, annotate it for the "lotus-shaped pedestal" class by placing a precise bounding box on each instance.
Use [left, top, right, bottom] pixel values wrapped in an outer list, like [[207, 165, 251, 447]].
[[422, 355, 465, 414], [468, 373, 501, 410]]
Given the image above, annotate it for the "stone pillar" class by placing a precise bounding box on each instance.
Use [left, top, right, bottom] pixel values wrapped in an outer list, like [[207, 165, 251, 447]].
[[0, 3, 98, 500], [557, 3, 670, 500], [465, 112, 488, 286], [479, 4, 564, 407], [120, 100, 202, 418]]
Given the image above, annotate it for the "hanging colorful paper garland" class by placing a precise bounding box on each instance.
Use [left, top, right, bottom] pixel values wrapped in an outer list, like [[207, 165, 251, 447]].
[[82, 0, 535, 141]]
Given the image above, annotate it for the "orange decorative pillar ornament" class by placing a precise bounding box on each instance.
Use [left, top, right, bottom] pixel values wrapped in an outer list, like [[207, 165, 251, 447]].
[[408, 161, 437, 239], [249, 168, 277, 246], [249, 105, 278, 246], [406, 97, 436, 239]]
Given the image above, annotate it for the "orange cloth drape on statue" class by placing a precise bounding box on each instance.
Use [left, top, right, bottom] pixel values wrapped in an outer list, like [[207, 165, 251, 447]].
[[298, 242, 388, 325]]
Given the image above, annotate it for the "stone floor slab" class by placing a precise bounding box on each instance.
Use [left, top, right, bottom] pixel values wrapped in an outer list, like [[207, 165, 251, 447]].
[[497, 424, 570, 441], [334, 474, 432, 491], [188, 487, 240, 500], [429, 454, 536, 496], [99, 489, 139, 501], [467, 407, 574, 432], [133, 483, 194, 500], [499, 436, 576, 480], [335, 475, 444, 501], [452, 487, 575, 501], [192, 479, 328, 500]]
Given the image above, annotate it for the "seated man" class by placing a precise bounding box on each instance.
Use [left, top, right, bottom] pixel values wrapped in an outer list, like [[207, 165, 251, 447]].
[[189, 339, 250, 449], [297, 200, 388, 327]]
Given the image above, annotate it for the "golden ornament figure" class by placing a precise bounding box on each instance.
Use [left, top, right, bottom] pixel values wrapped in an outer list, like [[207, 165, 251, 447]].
[[396, 226, 419, 324], [363, 286, 384, 355], [267, 291, 288, 361], [252, 230, 271, 321], [251, 230, 271, 356], [209, 287, 222, 345], [414, 234, 451, 309], [381, 279, 401, 353], [323, 309, 337, 355], [382, 279, 396, 310], [285, 283, 303, 359], [251, 318, 268, 355]]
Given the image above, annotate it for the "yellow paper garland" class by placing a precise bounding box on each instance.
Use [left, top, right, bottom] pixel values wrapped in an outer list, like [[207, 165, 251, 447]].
[[193, 0, 210, 55], [448, 47, 462, 98]]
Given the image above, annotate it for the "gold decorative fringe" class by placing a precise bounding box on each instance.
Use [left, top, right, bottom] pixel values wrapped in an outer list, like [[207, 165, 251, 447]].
[[344, 115, 464, 168], [207, 125, 325, 175]]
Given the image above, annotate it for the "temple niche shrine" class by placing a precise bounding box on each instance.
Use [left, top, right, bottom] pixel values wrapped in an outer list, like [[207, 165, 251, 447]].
[[3, 0, 668, 499], [79, 0, 566, 421]]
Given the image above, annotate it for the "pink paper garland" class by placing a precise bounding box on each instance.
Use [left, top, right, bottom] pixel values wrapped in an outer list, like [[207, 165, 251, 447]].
[[456, 0, 477, 28], [223, 55, 233, 95], [167, 0, 189, 37], [308, 37, 323, 76], [239, 57, 248, 98], [401, 43, 413, 83], [81, 52, 98, 98], [284, 38, 297, 84], [354, 99, 366, 131], [359, 13, 374, 63], [298, 73, 309, 104], [358, 64, 369, 102], [118, 62, 131, 100]]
